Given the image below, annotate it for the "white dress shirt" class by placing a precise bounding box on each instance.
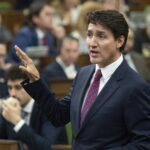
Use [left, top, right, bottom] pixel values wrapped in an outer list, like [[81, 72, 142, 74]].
[[81, 54, 123, 110], [56, 56, 77, 79], [36, 28, 45, 45], [14, 99, 34, 132]]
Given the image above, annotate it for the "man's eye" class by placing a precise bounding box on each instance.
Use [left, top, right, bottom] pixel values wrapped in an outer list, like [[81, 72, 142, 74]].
[[97, 33, 106, 39], [87, 32, 93, 37], [8, 86, 12, 90], [15, 86, 22, 90]]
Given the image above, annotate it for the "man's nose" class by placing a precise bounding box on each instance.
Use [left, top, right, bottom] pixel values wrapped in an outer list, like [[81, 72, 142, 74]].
[[9, 89, 17, 97], [89, 36, 98, 48]]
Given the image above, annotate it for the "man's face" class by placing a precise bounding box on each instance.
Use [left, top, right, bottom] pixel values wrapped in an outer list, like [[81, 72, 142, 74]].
[[0, 44, 6, 68], [60, 39, 80, 66], [7, 79, 31, 107], [86, 23, 123, 67], [33, 5, 54, 30]]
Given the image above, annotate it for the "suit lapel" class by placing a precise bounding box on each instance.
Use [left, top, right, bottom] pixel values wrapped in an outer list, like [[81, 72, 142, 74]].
[[80, 75, 120, 130], [29, 103, 38, 128], [74, 65, 95, 135], [77, 60, 127, 136]]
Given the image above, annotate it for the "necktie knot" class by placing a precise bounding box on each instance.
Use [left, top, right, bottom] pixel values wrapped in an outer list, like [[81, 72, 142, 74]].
[[21, 110, 28, 119], [94, 69, 102, 81]]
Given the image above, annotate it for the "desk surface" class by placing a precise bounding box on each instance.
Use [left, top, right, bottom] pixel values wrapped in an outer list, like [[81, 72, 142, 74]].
[[0, 140, 19, 150]]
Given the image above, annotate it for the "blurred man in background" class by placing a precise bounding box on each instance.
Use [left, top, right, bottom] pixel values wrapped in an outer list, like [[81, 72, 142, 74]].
[[124, 28, 150, 82], [9, 1, 58, 63], [42, 35, 80, 82], [0, 65, 67, 150], [0, 42, 11, 98]]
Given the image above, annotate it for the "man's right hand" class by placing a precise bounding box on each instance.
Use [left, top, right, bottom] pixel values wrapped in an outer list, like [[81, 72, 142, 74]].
[[15, 45, 40, 81], [2, 97, 22, 125]]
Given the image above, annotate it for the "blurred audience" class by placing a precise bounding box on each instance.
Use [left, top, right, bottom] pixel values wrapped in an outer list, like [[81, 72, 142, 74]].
[[42, 35, 80, 82], [0, 42, 12, 98], [0, 13, 12, 43], [133, 15, 150, 54], [124, 28, 150, 82], [9, 1, 58, 63], [52, 24, 66, 48], [51, 0, 81, 32], [102, 0, 127, 12], [0, 65, 68, 150], [71, 1, 102, 53]]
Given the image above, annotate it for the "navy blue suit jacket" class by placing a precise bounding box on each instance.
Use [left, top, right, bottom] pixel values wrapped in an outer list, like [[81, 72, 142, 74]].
[[0, 103, 67, 150], [9, 26, 58, 63], [22, 60, 150, 150], [42, 60, 68, 82]]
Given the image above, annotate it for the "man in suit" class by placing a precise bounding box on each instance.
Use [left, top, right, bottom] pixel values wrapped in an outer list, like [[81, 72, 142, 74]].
[[42, 35, 80, 82], [0, 65, 67, 150], [133, 15, 150, 54], [0, 42, 12, 98], [124, 28, 150, 82], [15, 10, 150, 150], [9, 1, 58, 63]]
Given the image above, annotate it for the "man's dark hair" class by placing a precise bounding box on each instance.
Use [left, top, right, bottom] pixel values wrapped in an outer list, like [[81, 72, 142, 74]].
[[87, 10, 129, 52], [26, 1, 51, 27], [5, 65, 28, 82]]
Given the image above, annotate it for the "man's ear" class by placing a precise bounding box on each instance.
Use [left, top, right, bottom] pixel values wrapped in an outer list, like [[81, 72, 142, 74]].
[[116, 35, 125, 49]]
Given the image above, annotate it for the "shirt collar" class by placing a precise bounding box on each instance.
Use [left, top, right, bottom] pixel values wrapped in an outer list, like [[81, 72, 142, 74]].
[[23, 99, 34, 114], [36, 28, 45, 39], [95, 54, 123, 80], [56, 56, 75, 70]]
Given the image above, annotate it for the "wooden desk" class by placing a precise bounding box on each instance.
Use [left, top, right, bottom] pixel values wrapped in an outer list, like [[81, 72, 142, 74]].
[[0, 140, 19, 150], [49, 79, 73, 98], [52, 144, 71, 150]]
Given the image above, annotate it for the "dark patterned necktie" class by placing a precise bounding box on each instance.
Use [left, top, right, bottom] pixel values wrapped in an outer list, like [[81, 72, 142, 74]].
[[80, 69, 102, 126]]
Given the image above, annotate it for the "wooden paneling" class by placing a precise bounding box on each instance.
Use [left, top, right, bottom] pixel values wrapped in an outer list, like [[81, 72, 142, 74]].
[[0, 140, 19, 150], [52, 144, 71, 150], [1, 11, 25, 35], [49, 79, 73, 98]]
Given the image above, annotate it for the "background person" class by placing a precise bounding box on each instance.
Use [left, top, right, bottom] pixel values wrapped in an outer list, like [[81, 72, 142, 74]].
[[0, 65, 68, 150], [42, 35, 80, 82]]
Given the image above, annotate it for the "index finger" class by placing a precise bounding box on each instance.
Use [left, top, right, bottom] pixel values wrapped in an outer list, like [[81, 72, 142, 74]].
[[15, 45, 31, 64]]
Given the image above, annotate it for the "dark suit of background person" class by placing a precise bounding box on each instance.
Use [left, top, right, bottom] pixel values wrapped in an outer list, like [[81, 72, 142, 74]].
[[8, 2, 58, 63], [0, 43, 12, 98], [17, 10, 150, 150], [133, 17, 150, 54], [0, 69, 8, 98], [124, 28, 150, 82], [125, 51, 150, 82], [9, 26, 58, 63], [42, 60, 69, 81], [0, 102, 66, 150]]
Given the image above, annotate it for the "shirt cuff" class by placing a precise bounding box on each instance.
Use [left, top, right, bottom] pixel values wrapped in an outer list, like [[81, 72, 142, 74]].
[[13, 119, 25, 132]]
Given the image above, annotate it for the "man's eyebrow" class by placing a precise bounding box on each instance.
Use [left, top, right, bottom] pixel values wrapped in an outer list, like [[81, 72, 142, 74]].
[[87, 30, 106, 35]]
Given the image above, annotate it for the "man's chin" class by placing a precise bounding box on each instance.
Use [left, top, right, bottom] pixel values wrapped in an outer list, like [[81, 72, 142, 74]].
[[90, 58, 102, 64]]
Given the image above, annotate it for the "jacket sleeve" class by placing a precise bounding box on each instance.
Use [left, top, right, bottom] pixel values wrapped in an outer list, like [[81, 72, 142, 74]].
[[16, 118, 64, 150], [22, 78, 74, 127], [107, 82, 150, 150]]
